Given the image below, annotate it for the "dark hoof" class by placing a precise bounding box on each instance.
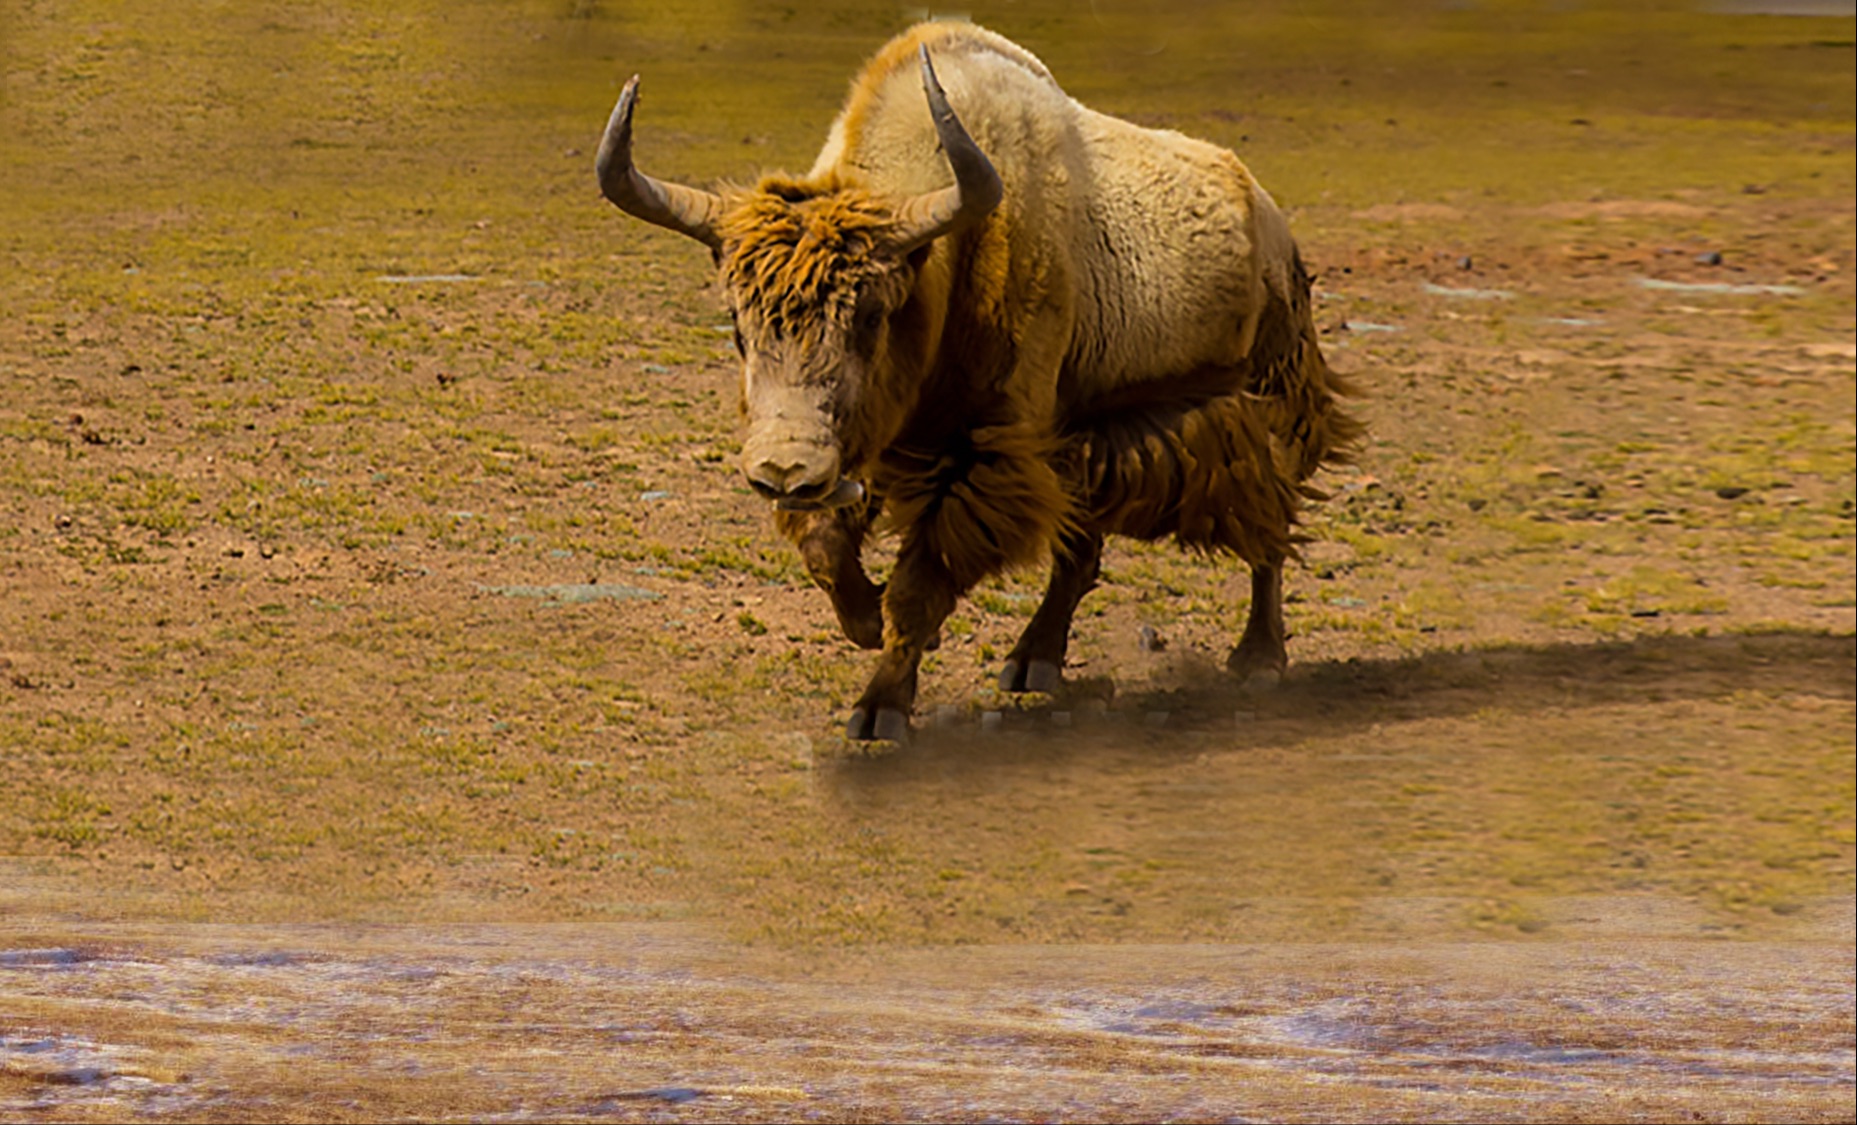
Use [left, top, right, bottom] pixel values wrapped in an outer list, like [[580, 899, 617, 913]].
[[998, 658, 1062, 694], [1025, 659, 1061, 693], [1227, 643, 1285, 693], [997, 660, 1020, 692], [846, 706, 911, 743], [1237, 667, 1282, 694]]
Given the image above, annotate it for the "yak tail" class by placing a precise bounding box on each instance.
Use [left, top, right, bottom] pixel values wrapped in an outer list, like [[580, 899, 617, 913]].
[[1248, 249, 1365, 489]]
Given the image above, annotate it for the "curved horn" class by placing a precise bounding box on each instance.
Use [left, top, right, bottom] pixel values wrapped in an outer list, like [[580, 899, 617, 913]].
[[597, 75, 724, 249], [892, 46, 1004, 252]]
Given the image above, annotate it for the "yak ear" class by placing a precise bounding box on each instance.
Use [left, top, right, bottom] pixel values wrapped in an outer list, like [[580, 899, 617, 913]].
[[596, 75, 726, 250], [889, 46, 1003, 253]]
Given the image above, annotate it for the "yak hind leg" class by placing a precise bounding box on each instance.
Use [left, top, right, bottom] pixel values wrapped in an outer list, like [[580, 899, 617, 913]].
[[777, 503, 884, 651], [1227, 559, 1287, 689], [845, 538, 961, 742], [999, 531, 1103, 694]]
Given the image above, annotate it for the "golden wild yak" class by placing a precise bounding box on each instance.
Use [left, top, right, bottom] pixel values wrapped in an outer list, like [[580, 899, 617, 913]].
[[597, 21, 1360, 740]]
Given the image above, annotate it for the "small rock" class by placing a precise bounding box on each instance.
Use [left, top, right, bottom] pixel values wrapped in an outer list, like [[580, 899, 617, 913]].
[[45, 1067, 110, 1086], [1421, 281, 1513, 300], [0, 948, 88, 967], [1714, 486, 1750, 500], [1456, 255, 1473, 270], [1137, 624, 1166, 652], [595, 1088, 705, 1107], [1695, 250, 1723, 266]]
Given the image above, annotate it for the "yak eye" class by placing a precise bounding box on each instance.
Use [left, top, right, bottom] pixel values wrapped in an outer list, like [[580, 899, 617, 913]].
[[853, 302, 885, 342]]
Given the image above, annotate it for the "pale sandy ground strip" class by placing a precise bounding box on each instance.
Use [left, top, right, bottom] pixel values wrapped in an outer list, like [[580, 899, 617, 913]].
[[2, 905, 1853, 1122]]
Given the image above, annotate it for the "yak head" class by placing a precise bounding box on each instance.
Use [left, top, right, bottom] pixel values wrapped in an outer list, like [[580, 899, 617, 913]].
[[594, 48, 1001, 511]]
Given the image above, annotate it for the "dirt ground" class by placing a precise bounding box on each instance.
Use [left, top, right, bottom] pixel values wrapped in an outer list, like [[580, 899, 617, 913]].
[[1, 1, 1853, 1120]]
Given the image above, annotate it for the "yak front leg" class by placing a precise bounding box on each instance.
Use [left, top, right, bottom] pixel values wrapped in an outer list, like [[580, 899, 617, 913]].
[[845, 536, 961, 742], [775, 501, 884, 650], [999, 531, 1103, 694], [1227, 558, 1287, 688]]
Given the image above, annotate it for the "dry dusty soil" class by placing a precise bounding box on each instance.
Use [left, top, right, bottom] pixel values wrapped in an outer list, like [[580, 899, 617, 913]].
[[1, 1, 1853, 1121]]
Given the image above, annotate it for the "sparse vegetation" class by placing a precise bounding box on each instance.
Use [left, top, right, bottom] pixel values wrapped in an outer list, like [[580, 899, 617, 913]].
[[0, 0, 1849, 968]]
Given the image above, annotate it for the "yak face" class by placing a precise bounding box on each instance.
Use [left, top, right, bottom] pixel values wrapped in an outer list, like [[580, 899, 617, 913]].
[[718, 183, 919, 511], [595, 48, 1001, 510]]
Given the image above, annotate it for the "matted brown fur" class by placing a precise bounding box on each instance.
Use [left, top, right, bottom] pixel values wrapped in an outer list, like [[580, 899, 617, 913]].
[[718, 176, 895, 346], [878, 421, 1078, 588]]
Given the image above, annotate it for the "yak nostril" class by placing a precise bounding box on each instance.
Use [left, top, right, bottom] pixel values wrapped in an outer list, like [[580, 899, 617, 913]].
[[745, 459, 799, 495], [782, 476, 833, 503]]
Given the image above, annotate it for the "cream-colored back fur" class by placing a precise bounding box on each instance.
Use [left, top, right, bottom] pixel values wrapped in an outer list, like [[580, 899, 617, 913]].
[[809, 21, 1295, 399]]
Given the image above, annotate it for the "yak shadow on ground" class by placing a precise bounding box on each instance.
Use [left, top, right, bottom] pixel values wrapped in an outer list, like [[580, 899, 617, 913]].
[[738, 628, 1852, 947], [826, 628, 1854, 781]]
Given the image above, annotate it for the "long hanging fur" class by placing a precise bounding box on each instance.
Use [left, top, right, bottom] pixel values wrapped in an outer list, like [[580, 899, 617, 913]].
[[1066, 251, 1359, 566], [877, 421, 1077, 588]]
